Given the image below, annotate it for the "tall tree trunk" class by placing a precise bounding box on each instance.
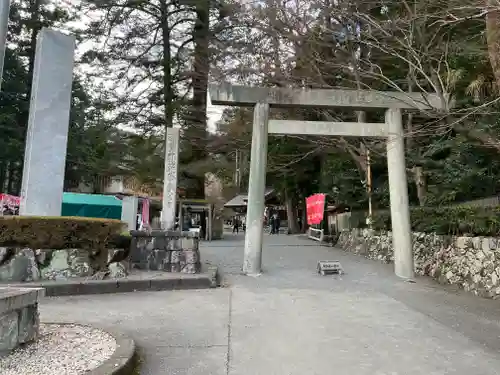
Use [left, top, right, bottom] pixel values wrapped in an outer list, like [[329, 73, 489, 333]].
[[187, 0, 210, 198], [160, 0, 174, 129], [406, 14, 427, 206], [413, 166, 426, 206], [486, 0, 500, 91], [285, 189, 300, 234], [14, 162, 22, 195], [0, 162, 5, 192], [6, 162, 15, 194], [301, 201, 308, 232], [26, 0, 42, 98]]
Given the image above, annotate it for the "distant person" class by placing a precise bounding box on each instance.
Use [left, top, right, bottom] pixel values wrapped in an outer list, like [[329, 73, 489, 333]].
[[274, 213, 281, 235], [182, 212, 192, 231], [269, 214, 276, 234], [241, 216, 246, 232], [233, 217, 240, 233]]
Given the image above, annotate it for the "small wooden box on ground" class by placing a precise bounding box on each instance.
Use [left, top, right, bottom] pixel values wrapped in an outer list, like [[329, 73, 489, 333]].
[[317, 260, 343, 276]]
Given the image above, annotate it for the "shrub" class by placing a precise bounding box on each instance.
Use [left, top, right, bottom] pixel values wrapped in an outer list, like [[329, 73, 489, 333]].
[[370, 207, 500, 237], [0, 216, 126, 249], [108, 232, 132, 249]]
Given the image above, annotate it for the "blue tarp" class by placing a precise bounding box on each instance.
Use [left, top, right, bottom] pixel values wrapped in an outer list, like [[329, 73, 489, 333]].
[[61, 193, 122, 219]]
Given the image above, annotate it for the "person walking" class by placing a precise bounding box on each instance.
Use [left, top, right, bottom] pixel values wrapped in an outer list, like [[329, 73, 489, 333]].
[[269, 214, 275, 234], [233, 216, 240, 233], [241, 215, 246, 232], [274, 212, 281, 235]]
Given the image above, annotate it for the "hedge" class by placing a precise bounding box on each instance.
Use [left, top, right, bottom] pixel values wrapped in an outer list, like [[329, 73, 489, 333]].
[[0, 216, 126, 249], [108, 232, 132, 250], [369, 206, 500, 237]]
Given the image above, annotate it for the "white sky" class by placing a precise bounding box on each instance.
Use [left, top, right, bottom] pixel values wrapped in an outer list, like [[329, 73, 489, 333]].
[[59, 0, 225, 133]]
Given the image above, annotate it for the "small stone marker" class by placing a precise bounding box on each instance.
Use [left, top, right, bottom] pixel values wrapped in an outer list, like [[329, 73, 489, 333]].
[[317, 260, 343, 276]]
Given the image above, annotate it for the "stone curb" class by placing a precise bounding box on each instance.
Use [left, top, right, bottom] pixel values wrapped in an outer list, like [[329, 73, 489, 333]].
[[4, 269, 218, 297], [42, 322, 137, 375]]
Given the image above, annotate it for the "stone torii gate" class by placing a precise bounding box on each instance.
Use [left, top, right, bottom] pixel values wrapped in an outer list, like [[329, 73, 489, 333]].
[[209, 83, 444, 280]]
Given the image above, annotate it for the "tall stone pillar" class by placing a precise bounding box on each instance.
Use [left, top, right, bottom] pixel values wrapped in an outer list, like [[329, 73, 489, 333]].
[[243, 103, 269, 275], [385, 108, 414, 279], [162, 127, 180, 230], [0, 0, 10, 91], [19, 29, 75, 217]]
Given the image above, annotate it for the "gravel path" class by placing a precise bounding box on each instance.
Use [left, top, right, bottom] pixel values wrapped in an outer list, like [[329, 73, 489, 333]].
[[0, 323, 116, 375]]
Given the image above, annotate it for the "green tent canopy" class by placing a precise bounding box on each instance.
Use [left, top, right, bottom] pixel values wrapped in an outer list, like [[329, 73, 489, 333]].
[[61, 193, 122, 219]]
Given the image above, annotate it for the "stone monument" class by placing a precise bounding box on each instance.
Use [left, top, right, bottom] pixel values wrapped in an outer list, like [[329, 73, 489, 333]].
[[19, 28, 76, 216], [162, 127, 180, 230]]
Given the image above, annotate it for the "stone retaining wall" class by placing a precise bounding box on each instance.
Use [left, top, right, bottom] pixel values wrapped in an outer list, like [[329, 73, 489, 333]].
[[0, 288, 44, 357], [0, 247, 128, 282], [130, 230, 201, 274], [338, 229, 500, 298]]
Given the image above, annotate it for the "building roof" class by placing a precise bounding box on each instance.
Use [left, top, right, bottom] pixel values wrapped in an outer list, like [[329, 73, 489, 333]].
[[224, 189, 275, 208]]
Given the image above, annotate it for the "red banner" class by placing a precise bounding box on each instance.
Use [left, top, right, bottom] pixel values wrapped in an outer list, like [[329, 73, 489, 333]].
[[0, 194, 20, 207], [141, 198, 150, 228], [0, 194, 20, 215], [306, 194, 325, 225]]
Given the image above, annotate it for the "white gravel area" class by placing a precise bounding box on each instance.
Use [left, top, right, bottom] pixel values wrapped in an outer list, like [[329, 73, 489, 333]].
[[0, 323, 117, 375]]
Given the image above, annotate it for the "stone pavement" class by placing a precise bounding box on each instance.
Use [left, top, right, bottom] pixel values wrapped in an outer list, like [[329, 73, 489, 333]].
[[40, 233, 500, 374]]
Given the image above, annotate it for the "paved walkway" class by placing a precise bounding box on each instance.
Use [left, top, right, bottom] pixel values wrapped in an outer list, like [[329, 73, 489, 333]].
[[40, 233, 500, 374]]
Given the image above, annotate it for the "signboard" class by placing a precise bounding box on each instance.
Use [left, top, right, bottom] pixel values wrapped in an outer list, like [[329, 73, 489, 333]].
[[306, 193, 326, 225], [317, 260, 343, 276]]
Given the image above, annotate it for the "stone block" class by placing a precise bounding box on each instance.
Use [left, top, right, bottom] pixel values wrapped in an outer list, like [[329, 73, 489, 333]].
[[167, 237, 181, 251], [181, 263, 201, 274], [0, 288, 44, 314], [40, 249, 93, 280], [68, 249, 93, 275], [170, 263, 181, 273], [184, 250, 200, 264], [472, 237, 481, 249], [152, 236, 167, 250], [107, 248, 129, 265], [0, 289, 40, 357], [108, 262, 128, 279], [0, 311, 18, 356], [181, 237, 198, 251], [0, 248, 40, 282], [35, 249, 52, 267], [147, 249, 168, 271], [490, 238, 498, 250], [0, 247, 9, 264], [482, 238, 492, 252], [129, 231, 202, 273], [18, 304, 39, 344], [170, 250, 182, 264], [129, 243, 148, 266]]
